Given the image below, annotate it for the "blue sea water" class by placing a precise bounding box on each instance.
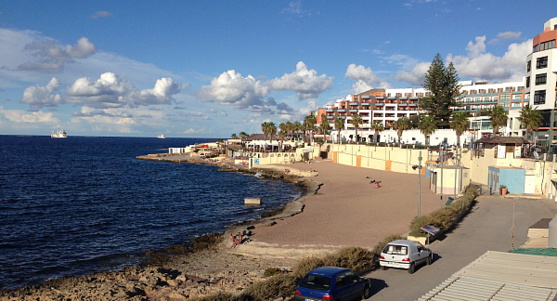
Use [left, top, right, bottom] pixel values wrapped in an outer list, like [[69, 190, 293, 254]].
[[0, 135, 303, 290]]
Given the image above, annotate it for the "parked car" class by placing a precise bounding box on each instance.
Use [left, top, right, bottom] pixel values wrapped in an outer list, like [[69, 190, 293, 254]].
[[294, 266, 372, 301], [379, 240, 433, 274]]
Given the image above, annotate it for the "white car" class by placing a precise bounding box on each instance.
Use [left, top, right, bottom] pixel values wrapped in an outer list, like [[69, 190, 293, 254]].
[[379, 240, 433, 274]]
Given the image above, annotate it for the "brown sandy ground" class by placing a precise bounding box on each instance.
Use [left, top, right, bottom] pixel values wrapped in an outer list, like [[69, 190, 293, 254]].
[[0, 158, 441, 300]]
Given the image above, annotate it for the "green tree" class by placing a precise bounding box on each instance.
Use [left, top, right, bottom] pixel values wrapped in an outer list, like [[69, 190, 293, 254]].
[[319, 114, 331, 142], [489, 105, 508, 135], [419, 116, 438, 147], [518, 104, 542, 141], [371, 120, 384, 143], [303, 114, 317, 143], [392, 117, 410, 145], [351, 113, 363, 143], [334, 117, 344, 143], [239, 131, 248, 140], [450, 111, 470, 147], [421, 53, 462, 129], [409, 114, 421, 129], [231, 133, 238, 139], [261, 121, 277, 143], [293, 121, 303, 141]]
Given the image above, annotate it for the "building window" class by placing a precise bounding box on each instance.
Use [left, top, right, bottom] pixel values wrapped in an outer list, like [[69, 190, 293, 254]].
[[535, 73, 547, 85], [540, 39, 556, 51], [526, 76, 530, 88], [534, 90, 546, 105], [536, 56, 548, 69], [527, 60, 531, 72]]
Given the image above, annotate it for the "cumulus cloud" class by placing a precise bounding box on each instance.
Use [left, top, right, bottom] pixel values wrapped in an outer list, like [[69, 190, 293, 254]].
[[269, 61, 333, 100], [345, 64, 391, 93], [198, 70, 269, 109], [1, 107, 58, 123], [19, 37, 96, 72], [20, 77, 64, 107], [65, 72, 188, 108], [395, 35, 531, 86]]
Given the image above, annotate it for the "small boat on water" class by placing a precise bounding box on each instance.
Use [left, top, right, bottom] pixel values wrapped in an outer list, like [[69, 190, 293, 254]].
[[157, 134, 166, 139], [51, 129, 67, 139]]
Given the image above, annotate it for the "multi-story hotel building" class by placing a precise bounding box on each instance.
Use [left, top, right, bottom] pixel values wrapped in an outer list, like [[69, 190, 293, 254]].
[[317, 17, 557, 144], [316, 80, 528, 143], [526, 17, 557, 140]]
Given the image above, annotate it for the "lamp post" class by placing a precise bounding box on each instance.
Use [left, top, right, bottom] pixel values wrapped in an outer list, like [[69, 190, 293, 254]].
[[417, 151, 422, 217], [440, 145, 444, 207]]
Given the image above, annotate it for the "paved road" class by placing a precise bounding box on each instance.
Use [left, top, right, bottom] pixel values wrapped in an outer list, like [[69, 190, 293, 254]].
[[363, 195, 557, 301]]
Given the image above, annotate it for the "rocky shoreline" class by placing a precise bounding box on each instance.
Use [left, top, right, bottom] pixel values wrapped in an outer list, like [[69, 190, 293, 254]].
[[0, 156, 319, 301]]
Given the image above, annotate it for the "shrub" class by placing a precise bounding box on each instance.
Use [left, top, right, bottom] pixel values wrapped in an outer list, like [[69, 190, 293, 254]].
[[243, 273, 297, 300], [321, 246, 374, 274], [408, 184, 478, 237], [263, 267, 283, 277], [292, 256, 325, 279]]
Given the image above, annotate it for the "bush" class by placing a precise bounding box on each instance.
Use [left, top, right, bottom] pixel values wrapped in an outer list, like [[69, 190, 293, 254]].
[[263, 267, 283, 277], [292, 256, 325, 279], [243, 273, 297, 300], [321, 246, 374, 274], [408, 184, 478, 237]]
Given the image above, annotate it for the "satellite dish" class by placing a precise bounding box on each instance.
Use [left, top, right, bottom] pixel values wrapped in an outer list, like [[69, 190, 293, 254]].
[[533, 151, 540, 160]]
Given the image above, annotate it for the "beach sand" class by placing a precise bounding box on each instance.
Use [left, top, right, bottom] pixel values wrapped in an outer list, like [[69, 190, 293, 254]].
[[234, 160, 442, 260], [0, 157, 444, 300]]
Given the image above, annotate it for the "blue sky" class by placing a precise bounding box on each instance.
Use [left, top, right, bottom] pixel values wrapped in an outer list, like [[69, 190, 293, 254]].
[[1, 1, 556, 138]]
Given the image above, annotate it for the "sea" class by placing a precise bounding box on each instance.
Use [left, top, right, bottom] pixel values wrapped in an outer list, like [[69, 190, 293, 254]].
[[0, 135, 303, 290]]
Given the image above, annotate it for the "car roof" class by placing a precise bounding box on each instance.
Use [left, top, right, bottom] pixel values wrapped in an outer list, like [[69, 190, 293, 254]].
[[386, 240, 416, 246], [307, 267, 350, 277]]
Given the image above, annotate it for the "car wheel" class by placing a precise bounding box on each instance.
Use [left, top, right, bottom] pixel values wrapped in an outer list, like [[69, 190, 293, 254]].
[[427, 254, 433, 265], [381, 266, 388, 270], [408, 263, 415, 274], [362, 284, 372, 299]]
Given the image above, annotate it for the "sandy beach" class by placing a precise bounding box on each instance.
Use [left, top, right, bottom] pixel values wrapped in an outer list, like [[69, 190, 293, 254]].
[[238, 160, 441, 257], [0, 157, 443, 300]]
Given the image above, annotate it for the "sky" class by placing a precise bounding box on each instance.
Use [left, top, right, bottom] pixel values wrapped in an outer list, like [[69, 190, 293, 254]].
[[1, 1, 557, 138]]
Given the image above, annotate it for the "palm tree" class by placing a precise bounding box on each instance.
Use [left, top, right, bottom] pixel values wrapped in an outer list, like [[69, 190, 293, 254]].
[[518, 104, 542, 141], [261, 122, 277, 142], [231, 133, 238, 139], [293, 121, 303, 141], [489, 105, 508, 136], [392, 117, 410, 145], [351, 113, 363, 143], [319, 114, 331, 142], [371, 120, 384, 143], [334, 117, 344, 143], [303, 114, 317, 143], [450, 111, 470, 147], [418, 116, 438, 147]]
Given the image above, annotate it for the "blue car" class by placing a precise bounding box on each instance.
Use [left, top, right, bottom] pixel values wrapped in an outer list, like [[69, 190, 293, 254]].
[[294, 267, 372, 301]]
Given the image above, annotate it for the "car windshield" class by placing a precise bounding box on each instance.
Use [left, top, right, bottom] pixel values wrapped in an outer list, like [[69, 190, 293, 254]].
[[383, 244, 408, 255], [298, 275, 331, 291]]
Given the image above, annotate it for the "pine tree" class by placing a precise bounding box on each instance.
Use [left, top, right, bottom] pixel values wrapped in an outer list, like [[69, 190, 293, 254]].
[[421, 53, 462, 129]]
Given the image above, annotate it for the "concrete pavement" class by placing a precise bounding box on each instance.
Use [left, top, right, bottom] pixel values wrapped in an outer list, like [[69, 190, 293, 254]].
[[364, 195, 557, 301]]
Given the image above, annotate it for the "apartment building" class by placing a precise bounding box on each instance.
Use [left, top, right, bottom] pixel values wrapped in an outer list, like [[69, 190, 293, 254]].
[[526, 17, 557, 141], [316, 81, 528, 143]]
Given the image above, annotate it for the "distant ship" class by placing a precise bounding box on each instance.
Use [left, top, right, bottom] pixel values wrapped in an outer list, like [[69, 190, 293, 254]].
[[157, 134, 166, 139], [51, 129, 67, 139]]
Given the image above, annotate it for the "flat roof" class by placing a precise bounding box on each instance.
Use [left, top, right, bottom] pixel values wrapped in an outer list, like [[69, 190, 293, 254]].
[[418, 251, 557, 301]]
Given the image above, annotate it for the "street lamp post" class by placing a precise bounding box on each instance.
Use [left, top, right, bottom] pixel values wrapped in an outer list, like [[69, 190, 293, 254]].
[[412, 151, 423, 217], [440, 145, 444, 207], [417, 151, 422, 217]]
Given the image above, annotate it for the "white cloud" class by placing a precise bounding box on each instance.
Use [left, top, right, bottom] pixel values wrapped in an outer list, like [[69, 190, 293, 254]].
[[199, 70, 269, 109], [20, 77, 63, 107], [1, 107, 58, 123], [395, 62, 431, 86], [269, 61, 333, 100], [65, 72, 188, 108], [345, 64, 391, 93], [489, 31, 522, 44], [65, 37, 96, 58]]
